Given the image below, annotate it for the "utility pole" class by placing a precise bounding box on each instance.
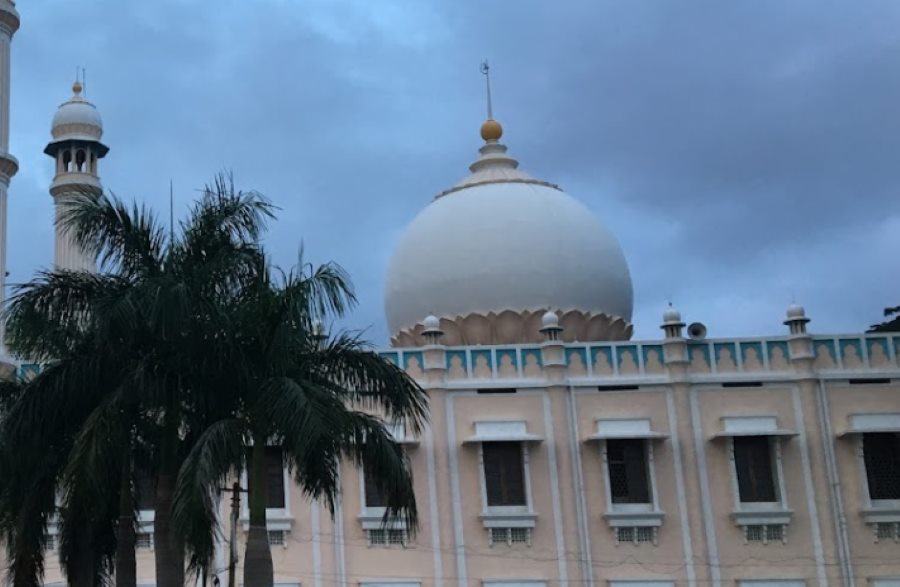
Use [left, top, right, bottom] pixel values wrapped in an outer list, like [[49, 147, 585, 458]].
[[227, 481, 243, 587]]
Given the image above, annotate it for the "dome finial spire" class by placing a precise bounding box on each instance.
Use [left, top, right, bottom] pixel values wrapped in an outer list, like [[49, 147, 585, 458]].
[[480, 60, 503, 142], [481, 60, 493, 120]]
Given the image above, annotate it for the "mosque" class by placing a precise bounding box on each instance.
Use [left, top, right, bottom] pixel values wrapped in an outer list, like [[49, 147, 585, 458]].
[[2, 2, 900, 587]]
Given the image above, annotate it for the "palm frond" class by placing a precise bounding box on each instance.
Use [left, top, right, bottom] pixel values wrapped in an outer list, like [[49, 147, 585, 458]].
[[57, 191, 166, 278], [307, 332, 429, 434], [173, 418, 246, 574]]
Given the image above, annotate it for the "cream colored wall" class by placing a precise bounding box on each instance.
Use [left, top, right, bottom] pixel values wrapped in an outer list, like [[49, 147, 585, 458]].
[[30, 331, 900, 587]]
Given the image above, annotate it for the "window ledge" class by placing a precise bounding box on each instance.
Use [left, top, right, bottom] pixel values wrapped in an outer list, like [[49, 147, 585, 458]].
[[480, 510, 537, 529], [240, 511, 294, 531], [604, 510, 665, 528], [358, 510, 408, 531], [731, 508, 792, 527], [862, 506, 900, 524]]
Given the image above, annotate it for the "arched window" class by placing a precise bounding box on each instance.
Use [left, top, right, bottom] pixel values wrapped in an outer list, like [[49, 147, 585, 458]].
[[62, 150, 72, 173], [75, 150, 86, 172]]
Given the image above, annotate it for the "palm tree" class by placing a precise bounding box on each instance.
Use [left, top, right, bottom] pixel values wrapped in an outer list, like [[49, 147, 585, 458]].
[[173, 256, 429, 587], [0, 175, 274, 587]]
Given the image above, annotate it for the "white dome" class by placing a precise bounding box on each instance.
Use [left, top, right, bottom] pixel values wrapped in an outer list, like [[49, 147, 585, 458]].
[[786, 303, 806, 320], [422, 314, 441, 331], [541, 310, 560, 329], [385, 129, 633, 340], [51, 83, 103, 141], [663, 305, 682, 323]]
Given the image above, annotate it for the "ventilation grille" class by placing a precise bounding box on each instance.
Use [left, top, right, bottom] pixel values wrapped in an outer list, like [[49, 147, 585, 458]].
[[743, 524, 785, 544], [488, 527, 532, 546], [614, 526, 658, 545], [367, 528, 407, 547]]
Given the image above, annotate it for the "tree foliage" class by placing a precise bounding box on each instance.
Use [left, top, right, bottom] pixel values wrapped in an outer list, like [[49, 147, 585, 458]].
[[869, 305, 900, 333], [0, 175, 425, 587]]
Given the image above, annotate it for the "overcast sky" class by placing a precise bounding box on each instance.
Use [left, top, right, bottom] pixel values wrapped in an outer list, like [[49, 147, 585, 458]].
[[7, 0, 900, 344]]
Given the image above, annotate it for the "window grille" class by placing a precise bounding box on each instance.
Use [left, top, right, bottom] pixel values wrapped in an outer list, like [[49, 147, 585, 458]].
[[733, 436, 777, 502], [863, 433, 900, 500], [483, 442, 526, 507], [636, 526, 655, 543], [136, 533, 153, 549], [614, 526, 658, 545], [743, 524, 785, 544], [368, 529, 386, 546], [267, 530, 285, 546], [875, 522, 900, 543], [45, 535, 56, 551], [366, 528, 407, 547], [488, 527, 532, 546], [607, 439, 650, 504]]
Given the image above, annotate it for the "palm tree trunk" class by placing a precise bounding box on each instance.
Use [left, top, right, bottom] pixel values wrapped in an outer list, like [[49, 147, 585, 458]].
[[243, 434, 273, 587], [67, 527, 96, 587], [116, 448, 137, 587], [155, 413, 185, 587]]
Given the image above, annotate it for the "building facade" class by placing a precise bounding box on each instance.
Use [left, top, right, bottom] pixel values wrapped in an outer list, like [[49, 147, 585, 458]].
[[3, 5, 900, 587]]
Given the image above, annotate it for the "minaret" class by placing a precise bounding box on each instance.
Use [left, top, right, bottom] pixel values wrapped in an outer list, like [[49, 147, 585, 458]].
[[0, 1, 20, 352], [44, 78, 108, 271]]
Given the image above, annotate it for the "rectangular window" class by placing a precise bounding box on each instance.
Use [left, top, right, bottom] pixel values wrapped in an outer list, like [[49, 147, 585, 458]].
[[733, 436, 777, 503], [483, 442, 526, 507], [363, 462, 388, 508], [265, 447, 285, 509], [607, 439, 651, 504], [863, 433, 900, 500]]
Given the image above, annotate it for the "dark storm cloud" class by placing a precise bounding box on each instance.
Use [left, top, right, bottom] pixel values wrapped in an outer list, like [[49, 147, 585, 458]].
[[8, 0, 899, 343]]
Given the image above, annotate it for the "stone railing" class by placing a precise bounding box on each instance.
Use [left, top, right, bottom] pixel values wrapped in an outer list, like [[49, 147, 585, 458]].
[[380, 333, 900, 383]]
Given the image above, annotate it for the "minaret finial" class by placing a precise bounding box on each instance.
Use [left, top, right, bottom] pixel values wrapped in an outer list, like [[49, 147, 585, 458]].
[[480, 60, 493, 120], [72, 66, 82, 95]]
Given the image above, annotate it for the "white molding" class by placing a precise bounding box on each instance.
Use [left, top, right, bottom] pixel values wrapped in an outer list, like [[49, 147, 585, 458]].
[[726, 434, 790, 517], [815, 379, 854, 587], [465, 420, 543, 443], [791, 386, 827, 587], [665, 387, 697, 587], [714, 415, 796, 439], [424, 420, 444, 586], [689, 388, 721, 587], [445, 393, 468, 587], [566, 384, 594, 587], [599, 437, 664, 529], [478, 438, 535, 524], [588, 417, 667, 441], [542, 391, 569, 585], [311, 501, 322, 587], [840, 413, 900, 436], [738, 580, 805, 587], [857, 432, 900, 523]]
